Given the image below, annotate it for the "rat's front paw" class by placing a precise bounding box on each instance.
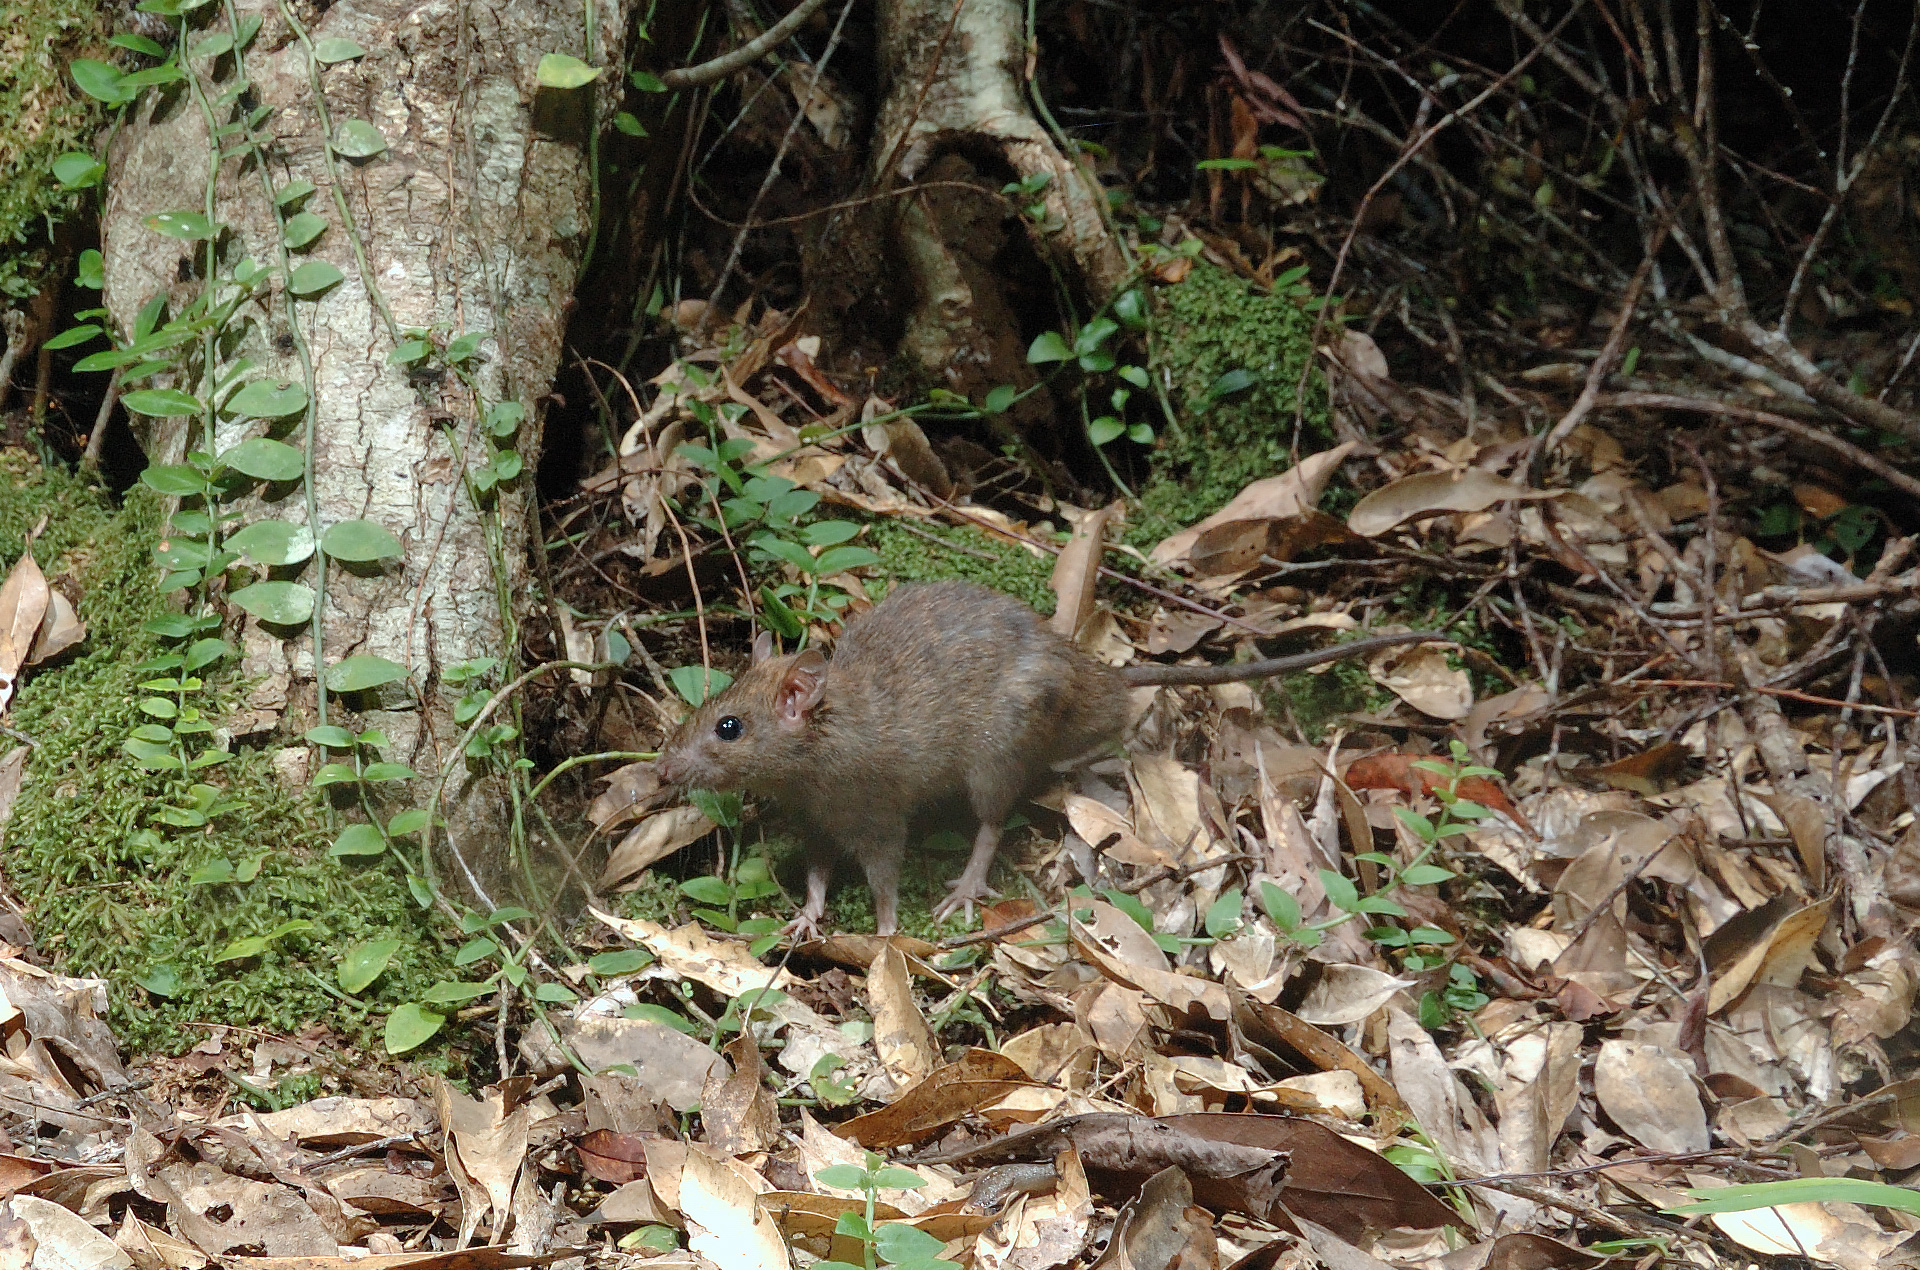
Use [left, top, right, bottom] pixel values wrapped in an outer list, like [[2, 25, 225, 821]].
[[931, 877, 1001, 925]]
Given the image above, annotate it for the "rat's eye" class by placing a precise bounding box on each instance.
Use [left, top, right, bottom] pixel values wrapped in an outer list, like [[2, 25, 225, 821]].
[[714, 715, 743, 741]]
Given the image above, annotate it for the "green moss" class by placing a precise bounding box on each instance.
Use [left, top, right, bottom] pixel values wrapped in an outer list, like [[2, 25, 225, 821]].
[[1135, 263, 1329, 542], [0, 2, 111, 298], [868, 519, 1057, 614], [0, 454, 446, 1056]]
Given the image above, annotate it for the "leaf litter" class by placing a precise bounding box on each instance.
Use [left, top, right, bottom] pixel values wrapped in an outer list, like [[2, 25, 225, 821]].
[[10, 307, 1920, 1270]]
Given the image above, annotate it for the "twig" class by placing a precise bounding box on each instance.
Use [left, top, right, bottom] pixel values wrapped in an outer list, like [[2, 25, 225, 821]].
[[1525, 216, 1670, 487], [1621, 679, 1919, 718], [659, 0, 834, 89], [81, 369, 124, 471], [1601, 391, 1920, 503]]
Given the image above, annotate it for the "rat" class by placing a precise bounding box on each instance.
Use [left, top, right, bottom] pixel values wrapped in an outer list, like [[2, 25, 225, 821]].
[[653, 580, 1442, 937]]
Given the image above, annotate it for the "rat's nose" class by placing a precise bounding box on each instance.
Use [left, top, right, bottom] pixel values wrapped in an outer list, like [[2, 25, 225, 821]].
[[655, 754, 682, 785]]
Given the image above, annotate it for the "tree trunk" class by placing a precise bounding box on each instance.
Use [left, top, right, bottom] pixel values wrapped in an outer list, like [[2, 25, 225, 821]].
[[100, 0, 629, 904], [804, 0, 1124, 433]]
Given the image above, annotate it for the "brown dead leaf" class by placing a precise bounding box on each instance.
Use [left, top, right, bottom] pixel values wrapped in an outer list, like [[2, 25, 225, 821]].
[[0, 746, 27, 839], [1099, 1166, 1220, 1270], [1232, 997, 1411, 1123], [836, 1050, 1038, 1150], [599, 805, 716, 890], [679, 1144, 789, 1270], [1594, 742, 1691, 795], [0, 553, 50, 711], [868, 944, 937, 1087], [521, 1015, 723, 1111], [1593, 1040, 1709, 1153], [1144, 608, 1221, 655], [1369, 644, 1473, 719], [27, 589, 84, 665], [1150, 444, 1359, 565], [701, 1035, 779, 1155], [588, 761, 663, 831], [432, 1080, 532, 1249], [222, 1254, 564, 1270], [1342, 754, 1531, 832], [1347, 470, 1556, 539], [577, 1130, 651, 1185], [1049, 503, 1118, 641], [114, 1210, 207, 1270]]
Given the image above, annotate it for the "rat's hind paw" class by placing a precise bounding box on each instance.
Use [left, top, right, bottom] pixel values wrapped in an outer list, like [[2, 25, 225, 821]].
[[783, 910, 827, 942], [931, 878, 1002, 925]]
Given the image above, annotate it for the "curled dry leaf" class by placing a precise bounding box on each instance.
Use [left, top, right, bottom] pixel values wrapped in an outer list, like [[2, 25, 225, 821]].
[[1367, 643, 1473, 720], [1346, 470, 1557, 539], [1149, 442, 1358, 565], [0, 552, 50, 711], [587, 760, 663, 831], [1048, 502, 1118, 640], [599, 804, 714, 890], [835, 1049, 1037, 1150], [701, 1035, 781, 1155]]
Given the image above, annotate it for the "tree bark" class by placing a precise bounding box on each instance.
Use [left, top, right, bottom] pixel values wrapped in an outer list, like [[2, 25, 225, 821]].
[[100, 0, 629, 903]]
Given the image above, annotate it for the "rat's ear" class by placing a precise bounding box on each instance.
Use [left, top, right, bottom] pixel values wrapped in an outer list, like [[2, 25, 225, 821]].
[[773, 650, 827, 727], [752, 630, 776, 663]]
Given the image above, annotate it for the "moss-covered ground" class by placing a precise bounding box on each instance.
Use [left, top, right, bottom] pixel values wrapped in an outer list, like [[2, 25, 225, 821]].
[[0, 452, 447, 1057], [1134, 263, 1330, 543]]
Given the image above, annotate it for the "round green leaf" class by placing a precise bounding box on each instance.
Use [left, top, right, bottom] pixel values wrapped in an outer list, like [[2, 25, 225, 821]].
[[51, 152, 105, 189], [282, 211, 327, 249], [331, 824, 388, 858], [287, 260, 345, 296], [321, 519, 404, 562], [338, 938, 400, 993], [225, 378, 309, 419], [326, 654, 410, 692], [812, 545, 880, 575], [983, 384, 1017, 414], [275, 179, 317, 208], [76, 250, 104, 288], [801, 520, 860, 547], [220, 437, 305, 480], [331, 119, 388, 157], [139, 464, 209, 496], [230, 581, 315, 625], [311, 37, 366, 64], [588, 949, 654, 975], [145, 210, 218, 240], [1088, 416, 1124, 446], [122, 388, 205, 417], [388, 808, 429, 836], [191, 31, 233, 58], [537, 52, 600, 88], [227, 519, 315, 566], [70, 59, 133, 104], [384, 1003, 446, 1054], [1026, 330, 1071, 364], [304, 725, 357, 748]]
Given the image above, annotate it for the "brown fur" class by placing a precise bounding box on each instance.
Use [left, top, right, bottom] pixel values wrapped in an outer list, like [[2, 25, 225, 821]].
[[656, 580, 1440, 935]]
